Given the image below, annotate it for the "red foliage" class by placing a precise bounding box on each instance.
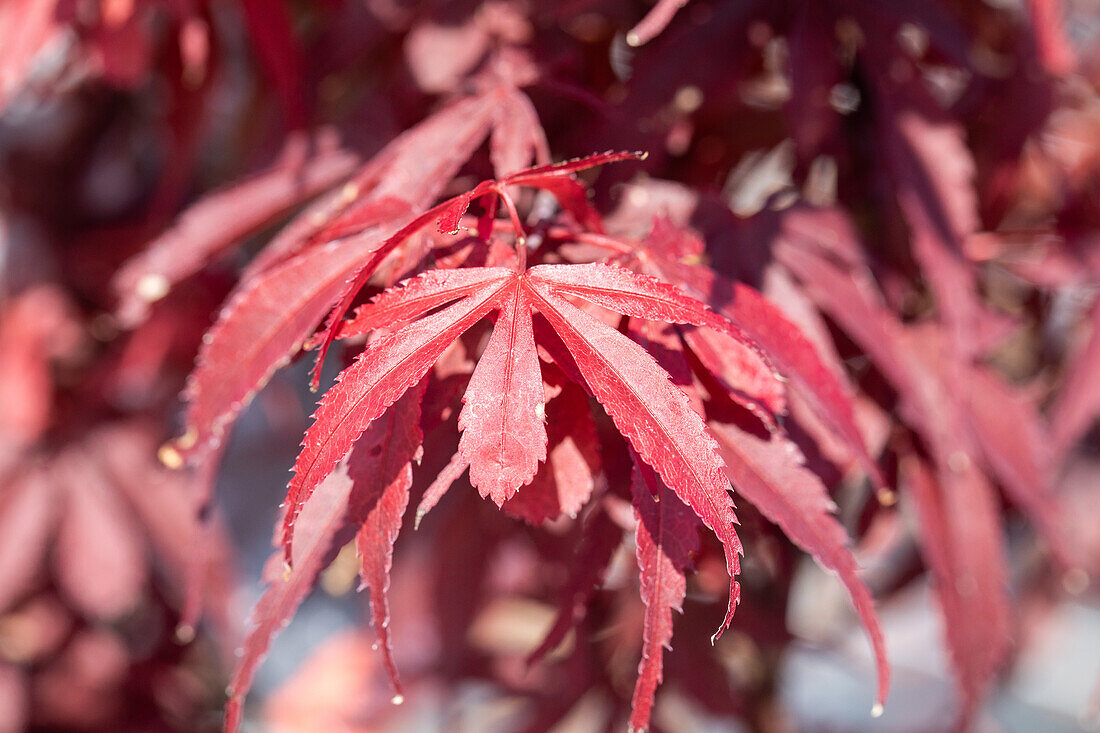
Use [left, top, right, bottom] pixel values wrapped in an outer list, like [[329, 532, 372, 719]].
[[3, 1, 1099, 732]]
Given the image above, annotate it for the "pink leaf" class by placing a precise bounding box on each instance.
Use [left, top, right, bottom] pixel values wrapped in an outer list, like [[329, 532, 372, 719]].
[[404, 19, 490, 94], [246, 93, 503, 277], [239, 0, 307, 128], [309, 151, 643, 387], [530, 263, 734, 334], [963, 365, 1072, 567], [522, 175, 604, 233], [490, 89, 551, 179], [112, 132, 358, 326], [413, 450, 469, 528], [1028, 0, 1076, 76], [307, 95, 502, 247], [709, 420, 890, 709], [0, 0, 59, 115], [628, 319, 703, 413], [503, 150, 647, 187], [875, 89, 1010, 358], [680, 326, 785, 428], [179, 235, 384, 462], [629, 459, 700, 732], [650, 252, 885, 489], [536, 261, 785, 424], [225, 457, 360, 733], [904, 458, 1011, 725], [308, 196, 479, 389], [1050, 300, 1100, 463], [53, 451, 147, 620]]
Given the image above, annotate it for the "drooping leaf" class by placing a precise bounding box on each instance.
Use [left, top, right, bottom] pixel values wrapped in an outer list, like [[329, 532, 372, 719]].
[[962, 364, 1071, 567], [490, 88, 551, 179], [629, 459, 700, 732], [641, 247, 886, 490], [225, 459, 359, 733], [628, 319, 703, 414], [503, 151, 647, 187], [873, 79, 1012, 358], [348, 386, 424, 699], [632, 304, 889, 706], [679, 326, 785, 428], [413, 449, 469, 528], [709, 420, 890, 710], [903, 457, 1011, 726]]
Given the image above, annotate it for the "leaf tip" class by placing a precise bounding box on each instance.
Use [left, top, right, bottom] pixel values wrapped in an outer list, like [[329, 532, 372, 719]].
[[876, 488, 898, 507], [390, 694, 405, 706], [625, 31, 643, 47], [871, 703, 884, 718]]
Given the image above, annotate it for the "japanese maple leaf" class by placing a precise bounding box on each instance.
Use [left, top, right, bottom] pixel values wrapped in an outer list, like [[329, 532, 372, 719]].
[[283, 256, 748, 639]]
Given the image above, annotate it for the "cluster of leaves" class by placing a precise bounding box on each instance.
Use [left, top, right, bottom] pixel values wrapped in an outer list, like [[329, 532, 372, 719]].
[[0, 2, 253, 730], [0, 202, 235, 727], [4, 0, 1099, 731]]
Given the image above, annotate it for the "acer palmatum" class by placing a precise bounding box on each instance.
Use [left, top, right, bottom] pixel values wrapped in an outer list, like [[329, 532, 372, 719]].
[[2, 1, 1096, 731]]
